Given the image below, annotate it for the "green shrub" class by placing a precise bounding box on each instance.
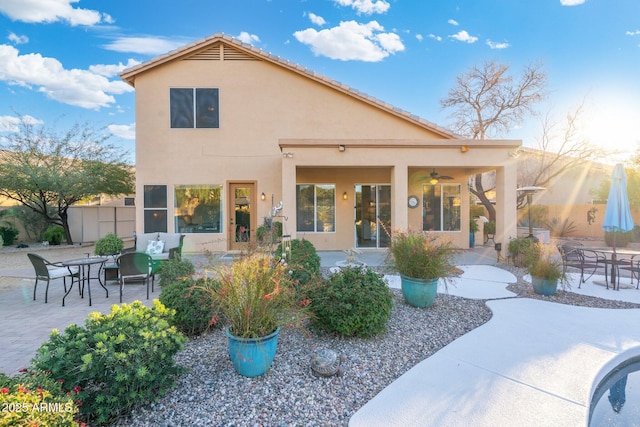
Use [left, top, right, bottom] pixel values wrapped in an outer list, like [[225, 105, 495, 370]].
[[31, 300, 186, 425], [156, 257, 196, 286], [306, 267, 393, 338], [0, 235, 3, 250], [94, 233, 124, 255], [483, 221, 496, 236], [256, 220, 283, 245], [275, 239, 321, 290], [159, 277, 220, 336], [0, 369, 80, 426], [43, 226, 65, 245], [508, 237, 534, 267], [604, 230, 632, 248], [0, 225, 19, 246]]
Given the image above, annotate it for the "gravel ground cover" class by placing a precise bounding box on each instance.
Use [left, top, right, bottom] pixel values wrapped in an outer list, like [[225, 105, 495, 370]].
[[112, 264, 640, 427]]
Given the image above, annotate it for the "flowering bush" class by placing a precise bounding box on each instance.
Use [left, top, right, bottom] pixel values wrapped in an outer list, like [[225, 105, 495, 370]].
[[387, 229, 459, 280], [0, 369, 80, 426], [213, 254, 307, 338], [32, 300, 186, 425], [159, 277, 221, 336]]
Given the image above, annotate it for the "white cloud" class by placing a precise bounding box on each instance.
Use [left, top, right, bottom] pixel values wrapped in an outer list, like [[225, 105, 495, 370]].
[[333, 0, 390, 15], [0, 0, 112, 26], [102, 36, 186, 55], [108, 123, 135, 140], [308, 12, 326, 26], [89, 59, 141, 78], [415, 34, 423, 42], [486, 39, 510, 49], [626, 30, 640, 36], [560, 0, 586, 5], [448, 19, 459, 26], [294, 20, 404, 62], [449, 30, 478, 43], [7, 32, 28, 44], [237, 32, 261, 45], [0, 44, 133, 110], [428, 34, 442, 42], [0, 114, 43, 132]]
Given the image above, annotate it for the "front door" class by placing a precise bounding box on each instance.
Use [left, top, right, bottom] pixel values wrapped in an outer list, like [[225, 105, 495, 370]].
[[228, 182, 256, 251]]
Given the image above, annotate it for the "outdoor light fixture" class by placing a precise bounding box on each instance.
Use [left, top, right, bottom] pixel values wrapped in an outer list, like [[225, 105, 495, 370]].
[[460, 145, 469, 153], [516, 186, 546, 239], [261, 192, 266, 201], [343, 192, 348, 200], [282, 152, 294, 158], [338, 145, 346, 152], [495, 243, 502, 262]]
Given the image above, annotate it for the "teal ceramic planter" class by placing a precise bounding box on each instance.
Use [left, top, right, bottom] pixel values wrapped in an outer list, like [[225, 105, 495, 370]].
[[531, 276, 558, 296], [400, 275, 438, 308], [226, 327, 280, 377]]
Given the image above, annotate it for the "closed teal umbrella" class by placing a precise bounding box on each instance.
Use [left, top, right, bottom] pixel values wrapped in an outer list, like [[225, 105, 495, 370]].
[[602, 163, 635, 288]]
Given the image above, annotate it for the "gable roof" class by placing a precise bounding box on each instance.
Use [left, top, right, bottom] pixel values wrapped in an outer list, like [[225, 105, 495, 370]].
[[120, 33, 458, 139]]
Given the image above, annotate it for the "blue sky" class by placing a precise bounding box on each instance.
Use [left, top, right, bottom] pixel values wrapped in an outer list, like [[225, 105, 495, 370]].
[[0, 0, 639, 164]]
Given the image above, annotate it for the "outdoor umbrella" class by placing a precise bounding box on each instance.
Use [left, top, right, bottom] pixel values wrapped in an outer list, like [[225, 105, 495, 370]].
[[602, 163, 635, 289]]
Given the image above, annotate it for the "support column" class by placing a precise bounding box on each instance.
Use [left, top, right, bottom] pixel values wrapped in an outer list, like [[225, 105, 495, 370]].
[[495, 163, 518, 247], [391, 165, 408, 231], [281, 156, 297, 240]]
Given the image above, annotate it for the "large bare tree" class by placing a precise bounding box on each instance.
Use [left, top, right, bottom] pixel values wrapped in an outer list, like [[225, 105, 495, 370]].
[[440, 60, 547, 220], [0, 116, 134, 244], [516, 103, 605, 208]]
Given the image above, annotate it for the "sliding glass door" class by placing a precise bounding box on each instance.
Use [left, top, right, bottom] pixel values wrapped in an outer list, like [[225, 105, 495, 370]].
[[354, 185, 391, 248]]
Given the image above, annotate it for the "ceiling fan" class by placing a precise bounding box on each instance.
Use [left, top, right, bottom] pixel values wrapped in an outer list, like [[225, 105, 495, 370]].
[[428, 168, 453, 184]]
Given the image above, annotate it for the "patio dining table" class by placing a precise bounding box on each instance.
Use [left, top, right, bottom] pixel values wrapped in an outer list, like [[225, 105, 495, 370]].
[[579, 246, 640, 290], [61, 256, 109, 306]]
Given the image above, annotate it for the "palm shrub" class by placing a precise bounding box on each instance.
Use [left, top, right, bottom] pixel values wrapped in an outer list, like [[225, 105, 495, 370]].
[[0, 369, 80, 426], [159, 277, 221, 336], [157, 257, 196, 286], [275, 239, 321, 291], [31, 300, 186, 425], [306, 267, 393, 338]]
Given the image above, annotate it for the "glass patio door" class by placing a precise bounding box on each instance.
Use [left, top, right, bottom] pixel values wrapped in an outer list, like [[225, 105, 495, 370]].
[[355, 185, 391, 248]]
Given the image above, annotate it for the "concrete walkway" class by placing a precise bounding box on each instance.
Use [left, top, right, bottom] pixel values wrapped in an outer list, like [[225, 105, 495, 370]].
[[350, 264, 640, 427]]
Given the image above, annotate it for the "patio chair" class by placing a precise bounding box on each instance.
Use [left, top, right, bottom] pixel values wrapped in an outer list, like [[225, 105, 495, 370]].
[[28, 253, 79, 304], [556, 243, 607, 288], [117, 252, 154, 303]]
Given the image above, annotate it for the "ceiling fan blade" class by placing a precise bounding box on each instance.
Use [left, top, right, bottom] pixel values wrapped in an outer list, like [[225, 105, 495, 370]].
[[440, 175, 454, 180]]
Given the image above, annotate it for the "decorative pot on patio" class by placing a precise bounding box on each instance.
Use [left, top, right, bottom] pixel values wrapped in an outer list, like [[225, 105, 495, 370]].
[[531, 276, 558, 296], [226, 327, 280, 377], [401, 275, 439, 308]]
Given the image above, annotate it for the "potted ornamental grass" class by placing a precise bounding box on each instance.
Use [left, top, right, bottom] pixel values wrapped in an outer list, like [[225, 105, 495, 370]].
[[212, 253, 307, 377], [525, 242, 568, 296], [387, 229, 460, 308]]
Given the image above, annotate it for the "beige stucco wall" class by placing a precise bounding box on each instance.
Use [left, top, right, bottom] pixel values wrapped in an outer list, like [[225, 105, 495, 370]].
[[127, 38, 520, 253]]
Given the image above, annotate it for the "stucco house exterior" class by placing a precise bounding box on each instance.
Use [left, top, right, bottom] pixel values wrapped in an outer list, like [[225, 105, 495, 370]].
[[120, 34, 521, 253]]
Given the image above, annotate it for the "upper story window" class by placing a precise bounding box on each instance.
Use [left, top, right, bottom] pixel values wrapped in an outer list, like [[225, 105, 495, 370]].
[[170, 88, 219, 128]]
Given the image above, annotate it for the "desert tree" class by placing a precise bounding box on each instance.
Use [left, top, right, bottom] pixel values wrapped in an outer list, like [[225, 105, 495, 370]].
[[0, 115, 134, 244], [440, 60, 547, 220]]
